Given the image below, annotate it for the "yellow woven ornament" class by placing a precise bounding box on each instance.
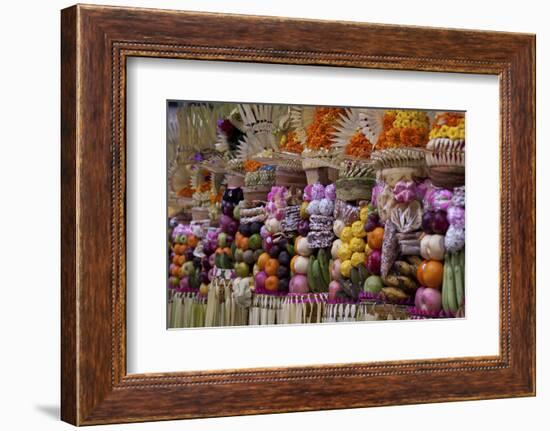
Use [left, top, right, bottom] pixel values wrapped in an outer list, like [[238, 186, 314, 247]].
[[340, 226, 354, 243], [351, 220, 367, 238], [340, 259, 352, 278], [351, 252, 366, 268], [350, 237, 366, 253], [359, 206, 369, 222], [337, 243, 352, 261]]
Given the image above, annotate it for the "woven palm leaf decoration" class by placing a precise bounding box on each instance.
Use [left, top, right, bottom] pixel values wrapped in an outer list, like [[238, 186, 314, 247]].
[[289, 106, 315, 144], [234, 103, 288, 163]]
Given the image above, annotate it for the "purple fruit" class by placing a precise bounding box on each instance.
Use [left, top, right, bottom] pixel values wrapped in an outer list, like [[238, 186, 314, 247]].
[[260, 225, 270, 239], [365, 213, 379, 232], [278, 277, 290, 292], [255, 271, 268, 290], [202, 257, 211, 271], [184, 248, 194, 261], [278, 251, 291, 266], [179, 276, 190, 290], [432, 210, 449, 234], [222, 202, 235, 216], [297, 219, 310, 236], [276, 265, 289, 279], [219, 214, 232, 229], [366, 249, 381, 275], [208, 253, 216, 267], [199, 272, 209, 284], [226, 220, 238, 236], [262, 235, 274, 252], [269, 245, 281, 258], [422, 211, 435, 234]]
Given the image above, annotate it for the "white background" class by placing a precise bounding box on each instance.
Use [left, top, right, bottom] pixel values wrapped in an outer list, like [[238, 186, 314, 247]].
[[127, 59, 500, 373], [0, 0, 547, 430]]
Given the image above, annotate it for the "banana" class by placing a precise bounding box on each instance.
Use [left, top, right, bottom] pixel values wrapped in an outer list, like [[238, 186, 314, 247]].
[[383, 275, 417, 292], [394, 260, 415, 277], [447, 252, 458, 315], [381, 287, 409, 302]]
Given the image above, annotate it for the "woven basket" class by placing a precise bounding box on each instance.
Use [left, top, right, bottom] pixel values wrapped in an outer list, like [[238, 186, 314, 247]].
[[191, 206, 209, 221], [335, 177, 375, 201]]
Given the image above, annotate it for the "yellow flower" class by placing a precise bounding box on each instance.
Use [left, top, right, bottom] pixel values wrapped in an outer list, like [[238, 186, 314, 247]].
[[351, 220, 367, 238], [351, 252, 366, 267], [340, 259, 352, 278], [411, 119, 421, 128], [400, 119, 411, 128], [337, 243, 352, 261], [350, 237, 366, 253], [340, 226, 354, 243], [448, 127, 459, 139], [360, 206, 369, 222], [392, 120, 400, 129], [365, 244, 372, 254], [439, 125, 449, 136]]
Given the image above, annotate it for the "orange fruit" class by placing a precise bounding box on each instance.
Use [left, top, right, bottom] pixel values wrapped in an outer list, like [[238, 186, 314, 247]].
[[367, 227, 384, 250], [265, 258, 280, 276], [170, 265, 181, 276], [265, 275, 279, 291], [290, 255, 299, 273], [240, 237, 249, 251], [416, 261, 427, 285], [257, 252, 271, 270], [187, 235, 198, 248], [420, 260, 444, 289]]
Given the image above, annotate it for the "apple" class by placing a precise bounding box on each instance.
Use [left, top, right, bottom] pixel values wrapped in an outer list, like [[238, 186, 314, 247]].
[[415, 287, 442, 314], [363, 275, 383, 294]]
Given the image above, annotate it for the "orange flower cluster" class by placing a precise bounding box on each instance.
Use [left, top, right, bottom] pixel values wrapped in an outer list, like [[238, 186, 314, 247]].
[[177, 186, 195, 197], [198, 182, 211, 192], [305, 107, 345, 150], [345, 131, 373, 159], [281, 130, 303, 154], [244, 160, 263, 172], [376, 111, 429, 149], [434, 112, 464, 127], [209, 190, 223, 204]]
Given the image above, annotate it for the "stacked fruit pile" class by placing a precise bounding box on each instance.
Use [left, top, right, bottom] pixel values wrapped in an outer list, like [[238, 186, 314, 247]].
[[233, 220, 263, 278], [168, 224, 208, 295], [214, 187, 243, 270], [254, 187, 294, 293]]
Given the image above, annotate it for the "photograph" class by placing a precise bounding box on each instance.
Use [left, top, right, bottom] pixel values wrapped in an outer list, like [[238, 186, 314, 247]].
[[166, 102, 466, 328]]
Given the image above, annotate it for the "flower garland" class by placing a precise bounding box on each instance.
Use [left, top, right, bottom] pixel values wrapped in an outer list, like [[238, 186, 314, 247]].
[[429, 112, 465, 140], [344, 130, 373, 159], [280, 130, 303, 154], [376, 110, 430, 149], [243, 160, 263, 172], [305, 107, 345, 150]]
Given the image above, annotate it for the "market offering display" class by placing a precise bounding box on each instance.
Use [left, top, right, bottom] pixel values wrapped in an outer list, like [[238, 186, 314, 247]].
[[167, 102, 466, 328]]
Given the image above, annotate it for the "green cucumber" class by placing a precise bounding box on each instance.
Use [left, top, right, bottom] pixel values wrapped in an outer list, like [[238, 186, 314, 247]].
[[454, 252, 465, 309], [317, 249, 330, 286], [447, 253, 458, 314]]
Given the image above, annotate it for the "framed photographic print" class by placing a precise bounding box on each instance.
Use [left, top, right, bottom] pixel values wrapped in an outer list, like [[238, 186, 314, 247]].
[[61, 4, 536, 425]]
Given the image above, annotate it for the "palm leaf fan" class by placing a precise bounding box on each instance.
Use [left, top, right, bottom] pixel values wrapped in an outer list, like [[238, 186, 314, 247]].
[[332, 108, 362, 150], [235, 104, 284, 159], [289, 106, 315, 144]]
